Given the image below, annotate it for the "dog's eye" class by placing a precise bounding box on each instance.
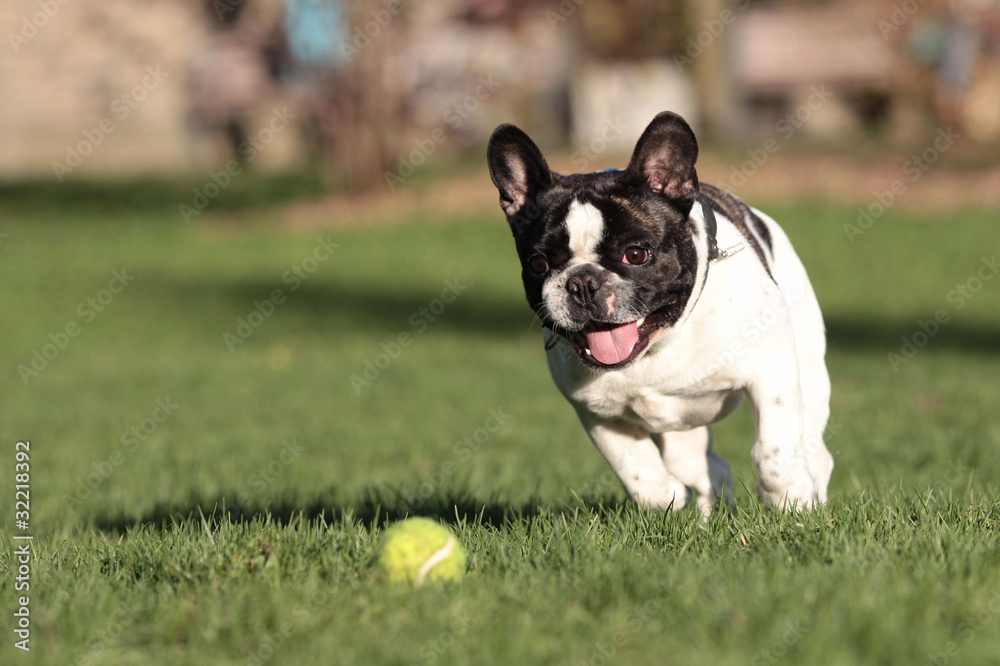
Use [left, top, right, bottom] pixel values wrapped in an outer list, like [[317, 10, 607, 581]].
[[528, 254, 550, 275], [623, 247, 649, 265]]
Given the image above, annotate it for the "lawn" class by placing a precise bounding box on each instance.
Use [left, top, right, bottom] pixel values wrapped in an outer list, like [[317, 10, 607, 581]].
[[1, 175, 999, 665]]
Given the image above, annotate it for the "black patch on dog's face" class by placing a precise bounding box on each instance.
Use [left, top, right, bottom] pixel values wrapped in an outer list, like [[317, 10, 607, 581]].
[[487, 112, 703, 366]]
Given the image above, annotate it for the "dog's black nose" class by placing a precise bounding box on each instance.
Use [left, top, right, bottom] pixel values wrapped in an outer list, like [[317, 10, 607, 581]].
[[566, 271, 601, 307]]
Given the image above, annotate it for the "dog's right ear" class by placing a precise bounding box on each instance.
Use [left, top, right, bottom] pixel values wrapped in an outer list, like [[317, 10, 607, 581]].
[[626, 111, 700, 205], [487, 124, 552, 217]]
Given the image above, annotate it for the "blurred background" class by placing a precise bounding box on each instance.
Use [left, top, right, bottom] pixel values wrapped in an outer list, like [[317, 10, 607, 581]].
[[2, 10, 1000, 660], [3, 0, 1000, 208]]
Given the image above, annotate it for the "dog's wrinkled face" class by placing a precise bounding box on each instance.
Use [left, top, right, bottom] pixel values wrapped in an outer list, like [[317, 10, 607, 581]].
[[487, 112, 703, 370]]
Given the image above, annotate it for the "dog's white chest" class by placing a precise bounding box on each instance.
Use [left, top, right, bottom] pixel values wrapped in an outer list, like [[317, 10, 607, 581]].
[[613, 388, 744, 432], [549, 353, 744, 433]]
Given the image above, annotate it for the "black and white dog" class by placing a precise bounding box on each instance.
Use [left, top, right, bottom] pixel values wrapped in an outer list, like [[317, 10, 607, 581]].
[[487, 112, 832, 513]]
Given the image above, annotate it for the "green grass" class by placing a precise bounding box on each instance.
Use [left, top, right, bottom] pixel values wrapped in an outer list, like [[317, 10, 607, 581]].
[[1, 177, 999, 665]]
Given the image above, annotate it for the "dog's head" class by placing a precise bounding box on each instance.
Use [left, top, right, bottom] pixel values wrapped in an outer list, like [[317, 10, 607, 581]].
[[487, 112, 708, 370]]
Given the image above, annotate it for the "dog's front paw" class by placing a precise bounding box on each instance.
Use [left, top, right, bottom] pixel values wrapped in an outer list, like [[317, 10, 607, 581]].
[[633, 483, 692, 512], [756, 475, 818, 512]]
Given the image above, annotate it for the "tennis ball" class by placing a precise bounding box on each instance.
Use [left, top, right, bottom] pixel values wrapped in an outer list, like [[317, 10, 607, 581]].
[[376, 518, 465, 587]]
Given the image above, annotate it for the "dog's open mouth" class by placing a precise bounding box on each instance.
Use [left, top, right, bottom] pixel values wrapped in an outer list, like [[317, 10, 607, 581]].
[[564, 301, 679, 370]]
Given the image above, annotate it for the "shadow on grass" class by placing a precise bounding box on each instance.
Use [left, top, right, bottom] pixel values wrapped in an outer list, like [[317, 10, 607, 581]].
[[825, 315, 1000, 355], [90, 486, 628, 534], [0, 170, 326, 218], [230, 279, 537, 338], [145, 275, 538, 339], [144, 273, 1000, 348]]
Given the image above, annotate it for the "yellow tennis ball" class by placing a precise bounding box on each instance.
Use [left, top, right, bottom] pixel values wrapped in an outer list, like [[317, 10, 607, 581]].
[[376, 518, 466, 587]]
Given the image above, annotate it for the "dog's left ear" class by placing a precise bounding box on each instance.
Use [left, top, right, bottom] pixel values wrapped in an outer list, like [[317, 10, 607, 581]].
[[626, 112, 699, 205]]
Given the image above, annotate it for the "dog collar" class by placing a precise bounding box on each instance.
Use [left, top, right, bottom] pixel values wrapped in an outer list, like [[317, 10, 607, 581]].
[[687, 198, 743, 323], [699, 198, 744, 264]]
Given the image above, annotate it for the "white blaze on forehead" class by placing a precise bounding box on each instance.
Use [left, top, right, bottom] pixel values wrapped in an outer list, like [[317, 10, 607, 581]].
[[564, 199, 605, 264]]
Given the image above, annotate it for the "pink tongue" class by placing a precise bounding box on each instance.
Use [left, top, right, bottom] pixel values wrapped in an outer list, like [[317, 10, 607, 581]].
[[586, 321, 639, 365]]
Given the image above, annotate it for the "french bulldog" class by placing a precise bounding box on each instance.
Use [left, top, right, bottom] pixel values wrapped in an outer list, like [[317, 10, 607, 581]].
[[486, 111, 833, 513]]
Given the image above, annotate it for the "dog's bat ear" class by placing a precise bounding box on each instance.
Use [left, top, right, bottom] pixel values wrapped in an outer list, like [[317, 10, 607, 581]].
[[626, 111, 699, 205], [487, 124, 552, 216]]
